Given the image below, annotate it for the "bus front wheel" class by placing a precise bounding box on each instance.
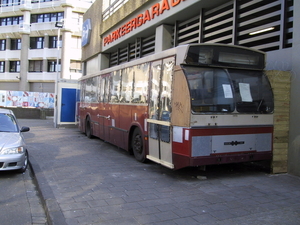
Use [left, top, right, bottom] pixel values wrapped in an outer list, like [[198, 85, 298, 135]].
[[132, 128, 146, 163], [85, 117, 93, 139]]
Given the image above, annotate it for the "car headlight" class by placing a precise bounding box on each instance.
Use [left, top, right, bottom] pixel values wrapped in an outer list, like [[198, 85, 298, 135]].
[[0, 147, 24, 155]]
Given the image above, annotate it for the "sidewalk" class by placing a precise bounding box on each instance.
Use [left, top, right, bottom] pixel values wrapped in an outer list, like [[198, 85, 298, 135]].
[[20, 118, 300, 225]]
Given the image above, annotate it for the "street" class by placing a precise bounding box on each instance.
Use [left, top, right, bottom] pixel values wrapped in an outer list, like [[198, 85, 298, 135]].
[[4, 118, 300, 225]]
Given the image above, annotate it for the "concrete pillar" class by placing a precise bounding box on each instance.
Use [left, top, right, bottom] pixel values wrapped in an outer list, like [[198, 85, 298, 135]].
[[19, 34, 30, 91], [5, 59, 9, 72], [19, 9, 31, 91], [60, 4, 73, 79], [43, 59, 48, 72], [99, 53, 109, 71], [155, 24, 173, 53], [6, 37, 11, 49], [44, 34, 49, 48]]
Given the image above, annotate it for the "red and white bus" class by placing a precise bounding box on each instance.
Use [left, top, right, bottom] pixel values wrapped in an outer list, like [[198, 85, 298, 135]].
[[78, 44, 274, 170]]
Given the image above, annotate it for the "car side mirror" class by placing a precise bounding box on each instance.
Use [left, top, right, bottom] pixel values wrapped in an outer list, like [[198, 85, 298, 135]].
[[20, 126, 30, 132]]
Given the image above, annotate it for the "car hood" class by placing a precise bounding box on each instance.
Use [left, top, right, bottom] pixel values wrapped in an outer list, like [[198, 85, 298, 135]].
[[0, 132, 24, 150]]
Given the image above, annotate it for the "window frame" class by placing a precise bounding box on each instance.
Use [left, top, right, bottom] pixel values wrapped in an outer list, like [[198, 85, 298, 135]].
[[0, 61, 5, 73], [0, 39, 6, 51], [30, 37, 44, 49], [29, 60, 43, 72], [11, 39, 21, 50], [9, 61, 20, 72]]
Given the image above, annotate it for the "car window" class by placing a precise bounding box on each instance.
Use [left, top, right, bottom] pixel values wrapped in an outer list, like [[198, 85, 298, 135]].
[[0, 113, 18, 132]]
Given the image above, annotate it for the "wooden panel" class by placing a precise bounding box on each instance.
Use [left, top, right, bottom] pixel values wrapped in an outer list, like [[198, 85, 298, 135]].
[[171, 65, 191, 127], [266, 70, 291, 174]]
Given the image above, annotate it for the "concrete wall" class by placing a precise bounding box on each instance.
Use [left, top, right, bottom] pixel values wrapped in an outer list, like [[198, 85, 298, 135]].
[[4, 107, 54, 119], [81, 0, 103, 62], [288, 0, 300, 176]]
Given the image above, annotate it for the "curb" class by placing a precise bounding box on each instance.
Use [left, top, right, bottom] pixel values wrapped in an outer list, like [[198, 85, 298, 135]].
[[29, 155, 67, 225]]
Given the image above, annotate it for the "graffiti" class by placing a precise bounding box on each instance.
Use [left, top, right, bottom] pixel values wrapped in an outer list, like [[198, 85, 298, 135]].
[[174, 101, 183, 113], [0, 90, 54, 108]]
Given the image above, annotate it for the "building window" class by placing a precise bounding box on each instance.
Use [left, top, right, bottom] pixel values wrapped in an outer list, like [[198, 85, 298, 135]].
[[70, 60, 82, 73], [47, 60, 60, 72], [30, 37, 44, 49], [71, 37, 81, 49], [11, 39, 21, 50], [29, 60, 43, 72], [0, 16, 23, 26], [0, 0, 21, 7], [0, 39, 6, 51], [0, 61, 5, 73], [32, 0, 54, 3], [49, 36, 59, 48], [31, 12, 64, 23], [9, 61, 20, 72]]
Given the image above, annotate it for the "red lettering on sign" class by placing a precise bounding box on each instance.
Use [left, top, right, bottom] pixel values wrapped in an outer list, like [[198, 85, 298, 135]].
[[130, 18, 136, 31], [151, 3, 160, 19], [103, 0, 188, 46], [160, 0, 170, 14], [143, 10, 151, 24], [171, 0, 181, 7], [136, 14, 143, 27]]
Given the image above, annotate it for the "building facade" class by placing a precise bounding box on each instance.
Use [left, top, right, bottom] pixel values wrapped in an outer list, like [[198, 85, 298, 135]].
[[82, 0, 299, 176], [0, 0, 95, 93]]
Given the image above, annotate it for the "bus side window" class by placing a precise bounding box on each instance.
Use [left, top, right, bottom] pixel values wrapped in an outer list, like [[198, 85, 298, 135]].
[[111, 70, 121, 103], [120, 67, 132, 103], [132, 63, 149, 104], [104, 76, 110, 103]]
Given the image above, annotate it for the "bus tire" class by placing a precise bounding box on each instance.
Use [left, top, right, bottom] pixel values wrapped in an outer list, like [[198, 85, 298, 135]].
[[132, 128, 146, 163], [85, 117, 93, 139]]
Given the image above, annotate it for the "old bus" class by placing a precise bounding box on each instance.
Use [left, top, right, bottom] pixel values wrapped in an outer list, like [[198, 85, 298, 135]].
[[78, 44, 274, 169]]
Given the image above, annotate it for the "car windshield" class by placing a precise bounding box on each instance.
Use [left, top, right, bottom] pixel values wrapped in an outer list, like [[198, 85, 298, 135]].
[[183, 66, 274, 114], [0, 113, 19, 132]]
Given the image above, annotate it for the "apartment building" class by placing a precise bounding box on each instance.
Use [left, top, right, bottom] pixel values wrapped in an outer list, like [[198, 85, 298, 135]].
[[0, 0, 94, 93]]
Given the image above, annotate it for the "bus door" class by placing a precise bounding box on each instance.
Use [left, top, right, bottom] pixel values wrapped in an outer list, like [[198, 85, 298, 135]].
[[147, 57, 175, 169]]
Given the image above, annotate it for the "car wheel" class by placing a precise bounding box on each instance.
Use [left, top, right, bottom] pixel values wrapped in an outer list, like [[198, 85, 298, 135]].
[[132, 128, 146, 162], [18, 150, 28, 173]]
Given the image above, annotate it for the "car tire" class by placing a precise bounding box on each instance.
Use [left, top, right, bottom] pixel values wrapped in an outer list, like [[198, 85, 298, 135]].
[[18, 150, 28, 173]]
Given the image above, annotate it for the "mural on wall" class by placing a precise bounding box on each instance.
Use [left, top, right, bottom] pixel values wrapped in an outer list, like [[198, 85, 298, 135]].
[[0, 91, 54, 108]]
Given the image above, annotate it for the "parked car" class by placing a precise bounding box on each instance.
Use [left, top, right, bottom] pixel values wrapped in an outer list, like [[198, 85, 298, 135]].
[[0, 109, 30, 173]]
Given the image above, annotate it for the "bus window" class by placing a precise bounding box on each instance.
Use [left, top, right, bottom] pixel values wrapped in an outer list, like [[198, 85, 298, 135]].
[[160, 58, 174, 143], [183, 66, 234, 113], [91, 77, 98, 103], [98, 76, 105, 102], [121, 67, 133, 103], [132, 63, 149, 103], [150, 60, 161, 139], [111, 70, 121, 103], [229, 69, 274, 113], [104, 76, 111, 103]]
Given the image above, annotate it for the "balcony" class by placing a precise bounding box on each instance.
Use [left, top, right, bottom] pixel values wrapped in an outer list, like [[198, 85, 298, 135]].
[[0, 25, 21, 39], [0, 72, 21, 82], [27, 72, 56, 82]]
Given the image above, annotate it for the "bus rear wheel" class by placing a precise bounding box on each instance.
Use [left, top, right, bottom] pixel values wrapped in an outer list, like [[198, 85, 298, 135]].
[[132, 128, 146, 162]]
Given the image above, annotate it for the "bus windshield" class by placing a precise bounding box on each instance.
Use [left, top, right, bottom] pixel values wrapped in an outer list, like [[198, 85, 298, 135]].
[[183, 66, 274, 114]]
